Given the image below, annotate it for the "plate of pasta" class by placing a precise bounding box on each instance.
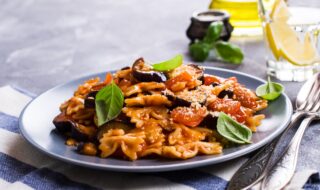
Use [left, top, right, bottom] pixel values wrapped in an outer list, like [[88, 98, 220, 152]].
[[19, 56, 292, 172]]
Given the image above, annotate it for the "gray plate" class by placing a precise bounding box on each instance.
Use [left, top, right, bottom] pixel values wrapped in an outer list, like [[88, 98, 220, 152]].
[[19, 67, 293, 172]]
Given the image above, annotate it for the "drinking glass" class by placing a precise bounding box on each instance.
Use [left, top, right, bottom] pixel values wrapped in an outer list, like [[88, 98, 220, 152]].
[[258, 0, 320, 81]]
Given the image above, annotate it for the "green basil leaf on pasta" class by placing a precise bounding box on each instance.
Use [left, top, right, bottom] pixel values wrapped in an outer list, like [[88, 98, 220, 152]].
[[217, 112, 252, 144], [214, 41, 244, 64], [152, 54, 183, 71], [95, 81, 124, 126], [256, 77, 284, 100]]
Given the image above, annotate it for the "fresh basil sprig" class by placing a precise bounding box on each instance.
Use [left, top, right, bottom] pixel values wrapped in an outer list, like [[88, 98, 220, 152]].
[[95, 81, 124, 126], [152, 54, 183, 71], [256, 77, 284, 100], [215, 41, 243, 64], [217, 112, 252, 144], [189, 43, 211, 62], [189, 21, 244, 64], [203, 21, 223, 44]]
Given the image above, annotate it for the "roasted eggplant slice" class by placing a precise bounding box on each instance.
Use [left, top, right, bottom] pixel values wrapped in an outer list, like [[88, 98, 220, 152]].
[[114, 112, 131, 124], [176, 89, 207, 105], [166, 93, 192, 107], [132, 58, 167, 82], [218, 89, 234, 99], [164, 87, 207, 107], [97, 121, 133, 140], [200, 112, 219, 129], [84, 90, 98, 108], [53, 112, 74, 133], [121, 66, 130, 70], [189, 64, 204, 80], [74, 124, 97, 141], [53, 113, 97, 141], [211, 82, 219, 87]]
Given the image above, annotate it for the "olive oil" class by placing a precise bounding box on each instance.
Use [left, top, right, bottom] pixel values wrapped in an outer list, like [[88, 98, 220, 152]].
[[209, 0, 276, 36]]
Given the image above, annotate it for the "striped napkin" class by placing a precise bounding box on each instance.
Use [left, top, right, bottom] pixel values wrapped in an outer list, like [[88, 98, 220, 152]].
[[0, 85, 318, 190]]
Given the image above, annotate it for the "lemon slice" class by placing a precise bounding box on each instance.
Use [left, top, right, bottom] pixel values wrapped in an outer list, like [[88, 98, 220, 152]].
[[265, 0, 319, 66], [267, 21, 318, 65], [280, 32, 319, 66], [264, 23, 281, 60], [270, 0, 290, 21]]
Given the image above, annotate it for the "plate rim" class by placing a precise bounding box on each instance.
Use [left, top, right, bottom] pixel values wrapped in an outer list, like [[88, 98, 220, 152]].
[[19, 66, 293, 172]]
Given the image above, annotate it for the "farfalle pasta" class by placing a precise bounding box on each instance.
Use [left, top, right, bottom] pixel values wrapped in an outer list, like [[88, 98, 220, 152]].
[[53, 58, 268, 160]]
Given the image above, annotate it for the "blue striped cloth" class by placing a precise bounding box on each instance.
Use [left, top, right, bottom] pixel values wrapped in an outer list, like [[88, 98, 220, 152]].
[[0, 85, 318, 190]]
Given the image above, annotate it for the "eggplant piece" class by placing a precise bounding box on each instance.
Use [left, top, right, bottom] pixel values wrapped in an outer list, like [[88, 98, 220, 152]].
[[53, 112, 74, 133], [114, 112, 131, 124], [211, 82, 219, 87], [53, 113, 97, 141], [218, 89, 234, 99], [200, 112, 219, 129], [121, 66, 130, 70], [166, 93, 192, 107], [175, 88, 207, 105], [188, 64, 204, 80], [132, 58, 167, 82], [97, 121, 133, 140], [163, 87, 207, 108], [84, 90, 98, 108], [73, 124, 97, 141]]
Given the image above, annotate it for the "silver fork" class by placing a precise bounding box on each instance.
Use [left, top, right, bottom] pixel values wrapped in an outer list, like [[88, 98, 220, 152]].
[[227, 73, 320, 190], [261, 75, 320, 189]]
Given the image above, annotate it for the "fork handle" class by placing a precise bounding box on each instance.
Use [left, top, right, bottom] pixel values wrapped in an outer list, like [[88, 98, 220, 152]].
[[261, 116, 315, 190], [227, 112, 303, 190]]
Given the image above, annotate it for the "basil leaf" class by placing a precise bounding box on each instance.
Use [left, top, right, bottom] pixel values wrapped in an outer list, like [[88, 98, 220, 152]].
[[217, 120, 247, 144], [152, 54, 183, 71], [189, 42, 211, 62], [256, 77, 284, 101], [203, 21, 223, 44], [267, 77, 276, 93], [224, 116, 252, 143], [95, 81, 124, 126], [214, 41, 244, 64], [217, 112, 252, 144]]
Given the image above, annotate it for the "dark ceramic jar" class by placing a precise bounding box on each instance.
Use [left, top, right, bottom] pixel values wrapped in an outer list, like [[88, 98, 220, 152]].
[[186, 10, 234, 43]]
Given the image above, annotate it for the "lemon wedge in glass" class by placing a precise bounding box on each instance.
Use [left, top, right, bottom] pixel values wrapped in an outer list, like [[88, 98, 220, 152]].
[[265, 0, 319, 66], [280, 32, 318, 66], [264, 22, 281, 60], [270, 0, 290, 20]]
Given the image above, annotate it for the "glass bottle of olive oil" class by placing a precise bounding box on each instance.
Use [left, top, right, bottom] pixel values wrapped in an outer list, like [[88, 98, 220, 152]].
[[209, 0, 276, 36]]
